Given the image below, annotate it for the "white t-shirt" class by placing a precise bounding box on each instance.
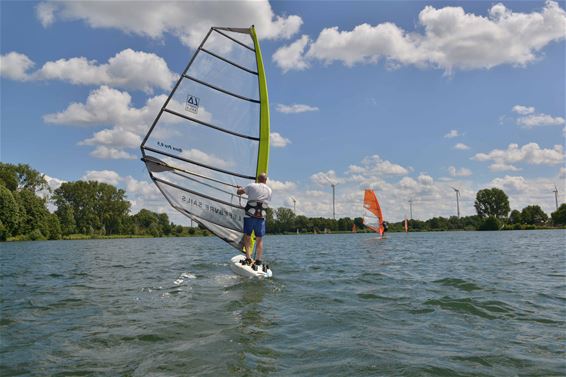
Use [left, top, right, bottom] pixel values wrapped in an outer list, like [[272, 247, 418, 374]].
[[244, 182, 272, 203]]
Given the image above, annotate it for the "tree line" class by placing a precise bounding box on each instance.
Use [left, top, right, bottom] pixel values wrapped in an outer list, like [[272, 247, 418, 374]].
[[0, 163, 564, 241], [264, 187, 565, 234], [0, 163, 200, 241]]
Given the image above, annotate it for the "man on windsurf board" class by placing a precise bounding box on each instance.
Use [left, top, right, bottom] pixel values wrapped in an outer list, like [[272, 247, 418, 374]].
[[236, 173, 272, 268]]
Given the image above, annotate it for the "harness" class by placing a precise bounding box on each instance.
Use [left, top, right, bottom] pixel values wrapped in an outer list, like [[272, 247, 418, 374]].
[[245, 201, 268, 218]]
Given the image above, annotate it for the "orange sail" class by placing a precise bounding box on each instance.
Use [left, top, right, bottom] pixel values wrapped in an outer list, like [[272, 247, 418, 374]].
[[352, 224, 357, 233], [363, 189, 384, 237], [404, 217, 408, 233]]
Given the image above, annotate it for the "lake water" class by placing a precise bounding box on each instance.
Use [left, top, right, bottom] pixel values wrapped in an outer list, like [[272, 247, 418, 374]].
[[1, 230, 565, 376]]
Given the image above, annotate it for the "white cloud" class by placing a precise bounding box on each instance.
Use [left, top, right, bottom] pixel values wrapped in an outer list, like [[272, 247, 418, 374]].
[[448, 166, 472, 177], [490, 175, 530, 193], [270, 132, 291, 147], [512, 105, 535, 115], [44, 174, 66, 191], [2, 49, 176, 93], [311, 170, 342, 186], [79, 128, 142, 148], [90, 146, 137, 160], [123, 176, 160, 198], [444, 129, 460, 138], [269, 179, 297, 191], [274, 1, 566, 72], [559, 167, 566, 179], [510, 105, 565, 128], [0, 52, 35, 80], [43, 85, 161, 129], [356, 154, 410, 176], [399, 176, 418, 190], [38, 174, 66, 203], [43, 86, 169, 159], [276, 103, 319, 113], [418, 173, 434, 186], [36, 2, 57, 27], [272, 35, 310, 72], [472, 142, 565, 166], [517, 113, 565, 128], [37, 1, 302, 47], [489, 163, 521, 172], [454, 143, 470, 150], [82, 170, 122, 185]]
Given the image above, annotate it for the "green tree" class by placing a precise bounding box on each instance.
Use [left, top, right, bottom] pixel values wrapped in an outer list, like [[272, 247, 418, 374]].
[[45, 213, 62, 240], [551, 203, 566, 226], [275, 207, 295, 233], [53, 181, 130, 235], [474, 188, 510, 219], [337, 217, 353, 231], [478, 216, 501, 231], [158, 213, 172, 235], [0, 163, 49, 193], [294, 215, 311, 233], [427, 216, 449, 231], [0, 185, 20, 239], [508, 209, 522, 224], [55, 204, 76, 235], [14, 189, 51, 238], [0, 166, 18, 192], [520, 205, 548, 225]]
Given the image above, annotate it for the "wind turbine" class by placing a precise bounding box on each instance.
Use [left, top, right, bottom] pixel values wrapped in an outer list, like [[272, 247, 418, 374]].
[[290, 196, 298, 234], [324, 176, 338, 219], [408, 198, 414, 220], [451, 186, 461, 218], [553, 185, 559, 210], [290, 196, 297, 215]]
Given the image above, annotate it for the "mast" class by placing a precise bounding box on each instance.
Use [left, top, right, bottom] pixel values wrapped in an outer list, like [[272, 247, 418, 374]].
[[553, 185, 559, 210], [451, 187, 461, 218]]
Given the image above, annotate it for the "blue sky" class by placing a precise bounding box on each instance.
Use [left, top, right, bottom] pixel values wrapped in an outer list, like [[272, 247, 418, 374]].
[[1, 1, 565, 223]]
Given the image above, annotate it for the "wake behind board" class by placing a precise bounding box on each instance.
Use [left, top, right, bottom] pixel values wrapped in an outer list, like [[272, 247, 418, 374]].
[[230, 255, 272, 279]]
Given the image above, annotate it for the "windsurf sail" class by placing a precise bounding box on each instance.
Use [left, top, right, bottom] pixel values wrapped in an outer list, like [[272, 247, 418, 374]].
[[352, 224, 357, 233], [140, 26, 269, 251], [362, 189, 384, 238], [404, 217, 408, 233]]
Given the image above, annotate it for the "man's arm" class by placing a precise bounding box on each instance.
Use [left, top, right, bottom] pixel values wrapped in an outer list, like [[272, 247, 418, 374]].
[[236, 186, 246, 196]]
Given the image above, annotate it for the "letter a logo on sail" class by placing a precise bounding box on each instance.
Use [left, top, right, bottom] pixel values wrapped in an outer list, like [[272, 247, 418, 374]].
[[185, 95, 200, 114]]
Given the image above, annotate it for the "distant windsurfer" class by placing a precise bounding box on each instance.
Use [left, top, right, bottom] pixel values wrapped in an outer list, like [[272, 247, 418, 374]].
[[381, 221, 389, 239], [236, 173, 272, 268]]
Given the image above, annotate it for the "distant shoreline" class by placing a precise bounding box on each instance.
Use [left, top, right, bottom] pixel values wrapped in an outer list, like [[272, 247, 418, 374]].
[[5, 227, 564, 242]]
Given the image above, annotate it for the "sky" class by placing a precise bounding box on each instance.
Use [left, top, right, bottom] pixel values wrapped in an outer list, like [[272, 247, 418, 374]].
[[1, 0, 565, 224]]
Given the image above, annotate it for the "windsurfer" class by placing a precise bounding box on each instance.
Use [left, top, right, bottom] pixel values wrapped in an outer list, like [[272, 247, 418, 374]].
[[236, 173, 272, 268]]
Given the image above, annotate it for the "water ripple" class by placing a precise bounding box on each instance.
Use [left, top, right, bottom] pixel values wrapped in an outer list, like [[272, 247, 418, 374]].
[[1, 231, 564, 376]]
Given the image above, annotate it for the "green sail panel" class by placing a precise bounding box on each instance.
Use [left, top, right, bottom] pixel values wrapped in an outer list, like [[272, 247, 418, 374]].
[[141, 26, 270, 250]]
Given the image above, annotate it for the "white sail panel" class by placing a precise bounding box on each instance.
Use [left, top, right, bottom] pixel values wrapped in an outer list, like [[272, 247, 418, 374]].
[[141, 26, 270, 251]]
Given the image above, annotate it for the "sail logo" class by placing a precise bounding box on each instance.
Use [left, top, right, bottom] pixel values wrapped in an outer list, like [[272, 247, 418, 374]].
[[185, 95, 200, 114]]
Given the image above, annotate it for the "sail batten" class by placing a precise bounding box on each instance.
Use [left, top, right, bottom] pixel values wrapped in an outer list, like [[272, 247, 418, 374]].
[[152, 177, 244, 209], [162, 108, 260, 141], [200, 48, 259, 75], [143, 146, 257, 180], [183, 75, 260, 103], [213, 29, 256, 51], [141, 26, 269, 252]]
